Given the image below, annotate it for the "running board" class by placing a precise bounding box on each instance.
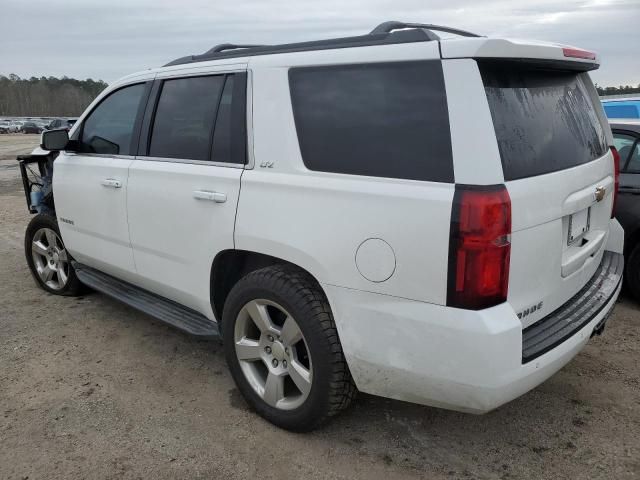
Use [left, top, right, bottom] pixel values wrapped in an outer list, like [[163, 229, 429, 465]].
[[73, 263, 220, 338]]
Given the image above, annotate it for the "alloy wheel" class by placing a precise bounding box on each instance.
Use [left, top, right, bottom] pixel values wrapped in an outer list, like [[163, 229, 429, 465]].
[[234, 299, 313, 410], [31, 227, 70, 290]]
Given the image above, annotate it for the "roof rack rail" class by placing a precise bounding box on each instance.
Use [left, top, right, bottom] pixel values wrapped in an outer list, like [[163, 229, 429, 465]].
[[163, 21, 482, 67], [370, 21, 481, 38], [204, 43, 267, 55]]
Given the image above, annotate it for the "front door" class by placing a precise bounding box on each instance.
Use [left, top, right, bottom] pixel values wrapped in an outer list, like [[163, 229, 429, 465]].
[[54, 81, 151, 281], [126, 71, 247, 318]]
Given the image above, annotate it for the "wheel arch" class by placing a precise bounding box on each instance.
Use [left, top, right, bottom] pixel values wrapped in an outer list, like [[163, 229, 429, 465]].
[[210, 249, 327, 322]]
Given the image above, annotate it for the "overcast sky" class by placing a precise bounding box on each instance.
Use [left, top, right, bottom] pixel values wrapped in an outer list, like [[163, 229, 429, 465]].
[[1, 0, 638, 86]]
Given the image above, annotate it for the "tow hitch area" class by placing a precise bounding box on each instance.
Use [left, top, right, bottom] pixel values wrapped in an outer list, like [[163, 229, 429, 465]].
[[17, 152, 56, 215], [591, 309, 612, 337]]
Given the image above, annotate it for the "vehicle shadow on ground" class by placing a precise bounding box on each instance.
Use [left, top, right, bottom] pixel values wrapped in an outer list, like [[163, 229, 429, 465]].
[[34, 286, 636, 478]]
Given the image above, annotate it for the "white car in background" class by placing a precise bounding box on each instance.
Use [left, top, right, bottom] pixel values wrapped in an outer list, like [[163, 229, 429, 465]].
[[21, 21, 624, 431]]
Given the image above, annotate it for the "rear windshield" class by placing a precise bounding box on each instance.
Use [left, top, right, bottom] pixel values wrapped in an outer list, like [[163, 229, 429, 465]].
[[480, 63, 607, 181]]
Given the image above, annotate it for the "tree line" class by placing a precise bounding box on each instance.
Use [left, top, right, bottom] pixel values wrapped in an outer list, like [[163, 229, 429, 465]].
[[0, 73, 637, 116], [595, 84, 640, 96], [0, 74, 108, 117]]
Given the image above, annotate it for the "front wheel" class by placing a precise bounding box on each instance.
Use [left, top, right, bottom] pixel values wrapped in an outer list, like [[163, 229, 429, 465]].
[[222, 265, 356, 431], [25, 213, 83, 296]]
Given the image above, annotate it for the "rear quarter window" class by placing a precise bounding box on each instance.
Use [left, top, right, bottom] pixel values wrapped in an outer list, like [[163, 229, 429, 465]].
[[288, 61, 454, 182], [480, 63, 608, 181]]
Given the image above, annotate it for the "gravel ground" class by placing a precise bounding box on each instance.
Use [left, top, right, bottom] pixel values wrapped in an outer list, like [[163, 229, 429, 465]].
[[0, 135, 639, 479]]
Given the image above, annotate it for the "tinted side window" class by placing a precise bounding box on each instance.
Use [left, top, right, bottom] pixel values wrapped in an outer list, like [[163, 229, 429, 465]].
[[289, 61, 453, 182], [613, 132, 637, 168], [81, 83, 146, 155], [149, 76, 225, 161], [211, 76, 236, 163], [625, 142, 640, 172]]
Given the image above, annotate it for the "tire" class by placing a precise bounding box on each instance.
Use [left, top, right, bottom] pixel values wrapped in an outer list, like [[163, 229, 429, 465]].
[[25, 213, 83, 296], [222, 265, 356, 431], [625, 243, 640, 303]]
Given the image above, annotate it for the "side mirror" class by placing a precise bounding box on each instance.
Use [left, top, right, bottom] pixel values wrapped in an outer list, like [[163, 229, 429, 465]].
[[41, 128, 70, 151]]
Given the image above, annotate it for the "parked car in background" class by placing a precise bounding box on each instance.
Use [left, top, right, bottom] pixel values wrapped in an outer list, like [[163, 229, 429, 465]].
[[46, 118, 77, 131], [0, 121, 11, 133], [610, 119, 640, 300], [12, 121, 25, 133], [21, 122, 42, 134], [602, 98, 640, 119], [21, 21, 623, 431]]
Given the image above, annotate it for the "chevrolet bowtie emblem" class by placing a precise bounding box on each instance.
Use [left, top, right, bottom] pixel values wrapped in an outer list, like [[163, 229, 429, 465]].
[[595, 186, 606, 202]]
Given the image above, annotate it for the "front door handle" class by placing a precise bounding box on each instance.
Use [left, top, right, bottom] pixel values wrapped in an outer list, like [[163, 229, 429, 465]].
[[193, 190, 227, 203], [101, 178, 122, 188]]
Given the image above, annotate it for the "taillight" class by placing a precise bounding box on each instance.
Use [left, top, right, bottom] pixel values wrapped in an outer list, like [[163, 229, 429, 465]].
[[611, 146, 620, 218], [447, 185, 511, 310]]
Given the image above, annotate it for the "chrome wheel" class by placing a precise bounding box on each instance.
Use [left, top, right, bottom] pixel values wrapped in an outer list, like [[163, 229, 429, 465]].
[[234, 299, 313, 410], [31, 227, 69, 290]]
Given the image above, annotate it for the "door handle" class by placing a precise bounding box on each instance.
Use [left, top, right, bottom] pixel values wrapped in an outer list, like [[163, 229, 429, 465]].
[[193, 190, 227, 203], [101, 178, 122, 188]]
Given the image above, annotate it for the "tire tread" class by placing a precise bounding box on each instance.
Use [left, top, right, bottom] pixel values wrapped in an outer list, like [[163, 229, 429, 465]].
[[223, 264, 356, 430]]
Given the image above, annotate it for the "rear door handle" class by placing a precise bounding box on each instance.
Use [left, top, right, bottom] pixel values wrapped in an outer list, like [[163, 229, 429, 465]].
[[193, 190, 227, 203], [101, 178, 122, 188]]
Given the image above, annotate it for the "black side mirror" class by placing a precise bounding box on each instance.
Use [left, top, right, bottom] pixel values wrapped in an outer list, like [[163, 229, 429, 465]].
[[41, 128, 70, 151]]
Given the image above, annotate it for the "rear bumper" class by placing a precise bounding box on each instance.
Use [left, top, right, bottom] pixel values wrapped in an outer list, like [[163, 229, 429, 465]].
[[325, 250, 623, 414], [522, 251, 623, 362]]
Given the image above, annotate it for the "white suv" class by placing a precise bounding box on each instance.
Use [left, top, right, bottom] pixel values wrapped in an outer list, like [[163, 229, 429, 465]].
[[21, 21, 624, 431]]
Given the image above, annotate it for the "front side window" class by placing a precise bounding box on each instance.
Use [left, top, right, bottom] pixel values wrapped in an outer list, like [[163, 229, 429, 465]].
[[289, 61, 454, 182], [80, 83, 146, 155]]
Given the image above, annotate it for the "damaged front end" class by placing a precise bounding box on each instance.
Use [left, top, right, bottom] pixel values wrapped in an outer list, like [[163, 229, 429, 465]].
[[17, 151, 57, 215]]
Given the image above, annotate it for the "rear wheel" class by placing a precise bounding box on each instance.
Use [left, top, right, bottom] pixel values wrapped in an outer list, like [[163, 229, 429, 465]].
[[222, 265, 356, 431], [25, 213, 83, 296], [625, 243, 640, 303]]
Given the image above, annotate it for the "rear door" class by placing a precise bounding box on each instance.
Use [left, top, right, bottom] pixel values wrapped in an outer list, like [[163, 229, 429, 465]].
[[126, 69, 247, 318], [54, 82, 151, 281], [476, 61, 614, 327]]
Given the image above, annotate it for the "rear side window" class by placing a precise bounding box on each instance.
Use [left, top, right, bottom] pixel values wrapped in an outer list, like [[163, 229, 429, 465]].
[[480, 63, 608, 181], [148, 73, 247, 163], [80, 83, 146, 155], [289, 61, 453, 182], [149, 76, 225, 161]]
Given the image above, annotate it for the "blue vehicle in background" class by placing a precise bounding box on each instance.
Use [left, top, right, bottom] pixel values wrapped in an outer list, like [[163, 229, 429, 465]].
[[602, 98, 640, 119]]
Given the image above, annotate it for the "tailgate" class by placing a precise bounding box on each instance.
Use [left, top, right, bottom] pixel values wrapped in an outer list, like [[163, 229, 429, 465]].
[[477, 60, 613, 328]]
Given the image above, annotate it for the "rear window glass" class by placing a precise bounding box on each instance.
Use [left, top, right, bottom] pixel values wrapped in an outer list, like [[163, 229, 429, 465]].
[[480, 63, 608, 181], [289, 61, 453, 182]]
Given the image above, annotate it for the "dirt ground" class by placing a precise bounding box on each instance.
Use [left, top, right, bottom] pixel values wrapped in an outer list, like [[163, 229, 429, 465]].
[[0, 134, 639, 479]]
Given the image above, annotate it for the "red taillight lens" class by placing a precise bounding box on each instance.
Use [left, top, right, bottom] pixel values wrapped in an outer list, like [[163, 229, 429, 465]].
[[611, 146, 620, 218], [447, 185, 511, 310]]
